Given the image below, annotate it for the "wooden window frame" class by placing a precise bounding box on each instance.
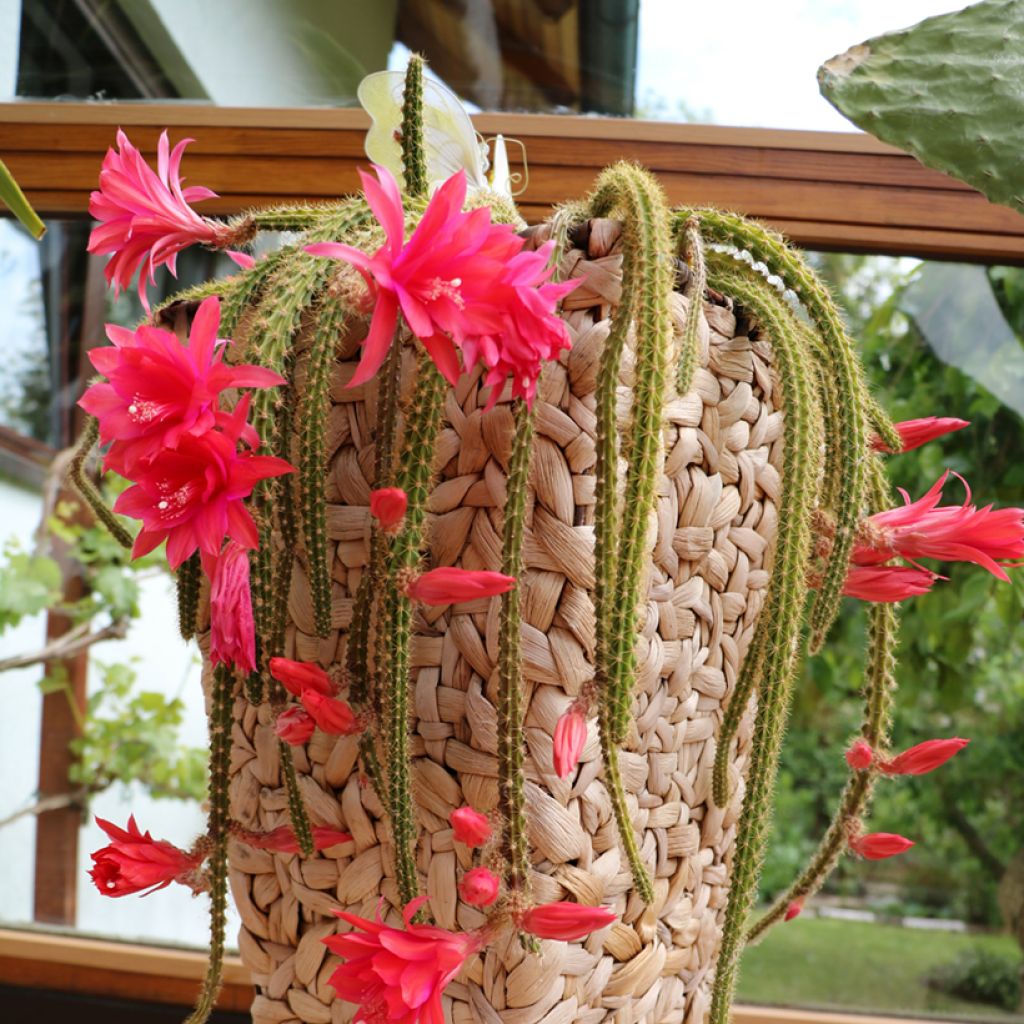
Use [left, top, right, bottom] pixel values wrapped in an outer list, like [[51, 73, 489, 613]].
[[1, 102, 1020, 1018]]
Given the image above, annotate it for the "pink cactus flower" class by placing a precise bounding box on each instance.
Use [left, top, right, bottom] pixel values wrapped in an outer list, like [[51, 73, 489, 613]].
[[879, 737, 969, 776], [88, 130, 232, 306], [274, 707, 316, 745], [268, 657, 334, 697], [405, 567, 515, 606], [459, 867, 500, 907], [854, 471, 1024, 581], [79, 296, 284, 475], [844, 739, 874, 771], [518, 901, 617, 941], [203, 541, 256, 673], [370, 487, 408, 533], [871, 417, 969, 454], [449, 806, 491, 848], [324, 896, 486, 1024], [236, 825, 352, 854], [113, 392, 294, 568], [841, 565, 939, 602], [552, 708, 587, 779], [300, 690, 360, 735], [88, 816, 201, 897], [849, 832, 915, 860]]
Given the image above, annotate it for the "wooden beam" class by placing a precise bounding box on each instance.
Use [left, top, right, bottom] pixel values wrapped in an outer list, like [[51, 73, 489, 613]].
[[2, 104, 1023, 263]]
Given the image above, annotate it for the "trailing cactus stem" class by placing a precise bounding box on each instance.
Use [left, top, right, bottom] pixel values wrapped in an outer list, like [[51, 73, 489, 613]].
[[746, 600, 900, 944], [280, 739, 315, 857], [679, 208, 878, 652], [401, 56, 429, 199], [185, 664, 233, 1024], [706, 264, 822, 1024], [299, 295, 351, 639], [677, 216, 706, 396], [381, 354, 447, 905], [67, 416, 133, 549], [176, 552, 202, 642], [497, 404, 535, 895]]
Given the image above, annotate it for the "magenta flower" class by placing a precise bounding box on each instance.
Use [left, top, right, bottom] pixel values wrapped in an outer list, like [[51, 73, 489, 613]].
[[854, 471, 1024, 581], [113, 393, 294, 568], [459, 867, 500, 907], [405, 567, 515, 606], [871, 416, 969, 454], [518, 901, 616, 941], [370, 487, 408, 533], [88, 130, 232, 306], [449, 806, 491, 848], [552, 708, 587, 779], [274, 706, 316, 745], [849, 832, 915, 860], [879, 737, 970, 776], [325, 896, 485, 1024], [89, 816, 201, 897], [841, 565, 939, 602], [300, 690, 361, 735], [268, 657, 335, 697], [79, 297, 283, 475], [202, 542, 256, 674], [305, 165, 573, 402]]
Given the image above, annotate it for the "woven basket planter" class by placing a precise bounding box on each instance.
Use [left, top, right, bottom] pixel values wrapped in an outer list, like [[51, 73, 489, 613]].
[[209, 215, 781, 1024]]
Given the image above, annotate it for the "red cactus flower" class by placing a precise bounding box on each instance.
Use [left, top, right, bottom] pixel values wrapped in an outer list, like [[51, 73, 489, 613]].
[[405, 567, 515, 606], [112, 393, 294, 568], [88, 130, 233, 306], [300, 690, 360, 735], [784, 899, 804, 922], [449, 806, 491, 848], [879, 737, 969, 776], [203, 541, 256, 673], [871, 417, 969, 454], [854, 471, 1024, 581], [88, 816, 201, 897], [849, 832, 915, 860], [274, 707, 316, 745], [519, 901, 617, 941], [79, 296, 284, 475], [841, 565, 939, 602], [844, 739, 874, 771], [325, 896, 485, 1024], [459, 867, 500, 907], [552, 708, 587, 779], [268, 657, 334, 697], [236, 825, 352, 854], [370, 487, 408, 533]]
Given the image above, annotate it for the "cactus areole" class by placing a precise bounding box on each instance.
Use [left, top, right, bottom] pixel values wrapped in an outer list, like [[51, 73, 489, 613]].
[[69, 56, 1021, 1024]]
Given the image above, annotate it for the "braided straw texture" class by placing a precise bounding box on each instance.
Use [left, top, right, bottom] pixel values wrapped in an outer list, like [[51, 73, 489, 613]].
[[211, 218, 782, 1024]]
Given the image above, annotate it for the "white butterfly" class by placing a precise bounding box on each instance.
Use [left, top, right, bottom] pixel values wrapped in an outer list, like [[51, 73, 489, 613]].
[[357, 70, 513, 197]]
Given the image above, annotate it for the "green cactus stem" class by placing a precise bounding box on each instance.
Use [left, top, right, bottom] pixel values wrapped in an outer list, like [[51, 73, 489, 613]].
[[676, 208, 883, 653], [184, 664, 233, 1024], [497, 403, 534, 897], [381, 354, 448, 906], [705, 261, 823, 1024], [587, 162, 676, 904], [280, 738, 315, 857], [177, 552, 202, 642], [67, 416, 134, 550], [677, 214, 706, 397], [401, 55, 429, 199]]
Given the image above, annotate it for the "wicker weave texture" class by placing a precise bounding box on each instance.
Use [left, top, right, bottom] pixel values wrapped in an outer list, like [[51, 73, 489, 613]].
[[218, 219, 782, 1024]]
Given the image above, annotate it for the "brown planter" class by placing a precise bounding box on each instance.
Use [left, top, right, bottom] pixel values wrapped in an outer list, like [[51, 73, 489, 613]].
[[216, 218, 780, 1024]]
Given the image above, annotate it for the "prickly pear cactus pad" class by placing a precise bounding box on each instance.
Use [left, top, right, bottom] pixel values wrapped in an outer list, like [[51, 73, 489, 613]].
[[819, 0, 1024, 214]]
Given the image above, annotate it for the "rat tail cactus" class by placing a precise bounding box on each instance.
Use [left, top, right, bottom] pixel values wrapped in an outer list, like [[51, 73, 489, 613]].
[[65, 54, 1023, 1024]]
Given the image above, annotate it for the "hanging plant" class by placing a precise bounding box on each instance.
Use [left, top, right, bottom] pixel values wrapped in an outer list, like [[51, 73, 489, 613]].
[[67, 55, 1023, 1024]]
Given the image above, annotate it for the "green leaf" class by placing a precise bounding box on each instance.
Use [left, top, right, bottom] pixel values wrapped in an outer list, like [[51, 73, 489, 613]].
[[818, 0, 1024, 216], [0, 548, 62, 629], [0, 158, 46, 239]]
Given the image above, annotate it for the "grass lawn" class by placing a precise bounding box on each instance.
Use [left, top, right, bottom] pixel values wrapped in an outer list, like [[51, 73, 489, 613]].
[[736, 916, 1023, 1021]]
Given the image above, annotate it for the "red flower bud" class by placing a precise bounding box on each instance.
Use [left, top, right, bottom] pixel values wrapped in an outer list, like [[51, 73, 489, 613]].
[[300, 690, 360, 735], [236, 825, 352, 853], [871, 417, 969, 454], [268, 657, 333, 697], [849, 832, 915, 860], [370, 487, 408, 532], [553, 709, 587, 779], [519, 901, 617, 941], [459, 867, 500, 907], [784, 899, 804, 922], [449, 806, 491, 848], [275, 707, 315, 745], [879, 737, 969, 776], [406, 567, 515, 606], [845, 739, 874, 771]]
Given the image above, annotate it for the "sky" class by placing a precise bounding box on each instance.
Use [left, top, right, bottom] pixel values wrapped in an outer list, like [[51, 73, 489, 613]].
[[636, 0, 966, 131]]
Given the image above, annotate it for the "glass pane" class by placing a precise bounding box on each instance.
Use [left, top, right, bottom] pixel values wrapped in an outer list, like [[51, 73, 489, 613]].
[[5, 1, 964, 126]]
